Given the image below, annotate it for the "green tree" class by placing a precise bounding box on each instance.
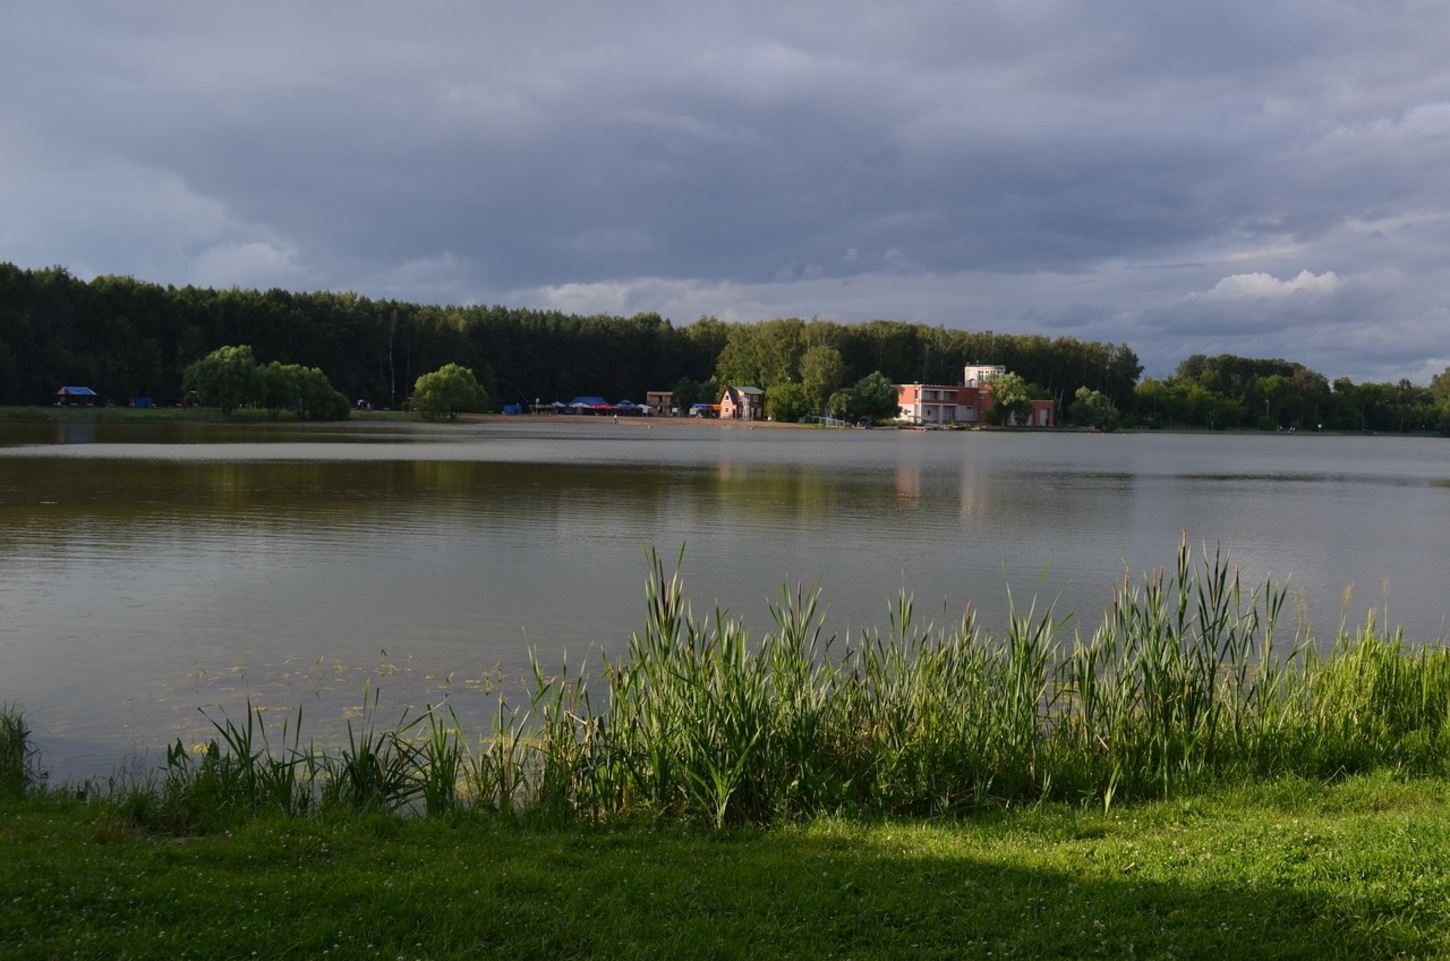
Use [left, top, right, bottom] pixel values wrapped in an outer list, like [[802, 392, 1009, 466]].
[[296, 365, 351, 420], [827, 387, 857, 422], [713, 318, 806, 388], [1133, 377, 1175, 427], [1430, 366, 1450, 403], [829, 371, 899, 424], [985, 371, 1033, 426], [183, 345, 264, 415], [261, 362, 301, 419], [764, 381, 808, 422], [1256, 373, 1298, 428], [799, 345, 847, 411], [414, 364, 489, 421], [852, 371, 901, 422], [670, 376, 722, 414], [682, 316, 731, 376], [1069, 386, 1121, 431], [261, 361, 350, 420]]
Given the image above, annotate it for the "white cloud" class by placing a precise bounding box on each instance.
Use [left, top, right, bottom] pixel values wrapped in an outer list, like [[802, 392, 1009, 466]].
[[1192, 270, 1343, 301]]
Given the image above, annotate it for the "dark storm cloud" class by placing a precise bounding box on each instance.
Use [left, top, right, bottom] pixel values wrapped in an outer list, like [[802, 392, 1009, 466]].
[[3, 0, 1450, 381]]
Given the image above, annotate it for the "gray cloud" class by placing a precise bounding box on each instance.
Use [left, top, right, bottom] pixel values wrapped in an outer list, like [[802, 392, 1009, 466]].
[[4, 0, 1450, 381]]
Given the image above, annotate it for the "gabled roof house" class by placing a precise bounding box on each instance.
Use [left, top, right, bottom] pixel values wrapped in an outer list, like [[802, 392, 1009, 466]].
[[719, 385, 765, 421]]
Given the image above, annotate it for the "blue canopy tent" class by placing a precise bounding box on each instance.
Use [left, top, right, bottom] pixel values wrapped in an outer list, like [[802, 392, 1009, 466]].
[[55, 386, 99, 406]]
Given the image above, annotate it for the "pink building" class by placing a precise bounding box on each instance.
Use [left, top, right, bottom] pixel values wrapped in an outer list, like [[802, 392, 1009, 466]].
[[719, 385, 765, 421]]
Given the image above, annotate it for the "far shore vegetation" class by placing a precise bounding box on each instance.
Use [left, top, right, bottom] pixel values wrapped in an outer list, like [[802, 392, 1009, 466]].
[[7, 543, 1450, 956], [0, 402, 1444, 439], [5, 262, 1450, 434]]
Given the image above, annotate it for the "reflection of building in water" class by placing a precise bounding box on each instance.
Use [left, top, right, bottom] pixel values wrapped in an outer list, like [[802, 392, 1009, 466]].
[[894, 465, 921, 504], [57, 422, 97, 444], [895, 365, 1055, 427], [958, 467, 991, 519], [893, 451, 994, 518], [715, 462, 749, 483]]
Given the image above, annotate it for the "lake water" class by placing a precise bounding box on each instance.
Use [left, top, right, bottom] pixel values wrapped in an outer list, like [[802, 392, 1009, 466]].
[[3, 418, 1447, 780]]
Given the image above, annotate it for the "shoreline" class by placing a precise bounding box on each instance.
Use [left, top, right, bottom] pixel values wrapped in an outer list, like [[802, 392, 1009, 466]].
[[456, 412, 808, 429], [1, 404, 1440, 439]]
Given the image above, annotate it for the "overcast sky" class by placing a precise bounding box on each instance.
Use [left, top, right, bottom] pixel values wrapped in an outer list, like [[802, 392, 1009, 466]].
[[5, 1, 1450, 382]]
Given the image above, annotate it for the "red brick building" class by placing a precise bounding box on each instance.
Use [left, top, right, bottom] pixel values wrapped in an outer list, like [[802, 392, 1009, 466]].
[[895, 366, 1054, 426]]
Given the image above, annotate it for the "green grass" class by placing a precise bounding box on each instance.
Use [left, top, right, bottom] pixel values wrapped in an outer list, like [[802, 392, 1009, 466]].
[[5, 772, 1450, 959]]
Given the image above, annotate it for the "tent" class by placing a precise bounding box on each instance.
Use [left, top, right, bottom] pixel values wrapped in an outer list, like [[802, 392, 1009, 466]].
[[55, 386, 98, 406], [567, 396, 611, 414]]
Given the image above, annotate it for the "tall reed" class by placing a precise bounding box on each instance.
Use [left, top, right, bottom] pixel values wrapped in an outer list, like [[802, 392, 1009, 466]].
[[115, 696, 475, 829], [51, 542, 1450, 830], [148, 700, 313, 831], [1, 704, 43, 799], [513, 542, 1450, 824]]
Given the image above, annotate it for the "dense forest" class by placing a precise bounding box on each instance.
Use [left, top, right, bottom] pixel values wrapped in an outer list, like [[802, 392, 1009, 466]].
[[0, 263, 1138, 411], [2, 262, 1447, 432]]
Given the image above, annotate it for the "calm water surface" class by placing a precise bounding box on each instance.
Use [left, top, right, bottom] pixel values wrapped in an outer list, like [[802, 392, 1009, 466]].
[[2, 419, 1447, 779]]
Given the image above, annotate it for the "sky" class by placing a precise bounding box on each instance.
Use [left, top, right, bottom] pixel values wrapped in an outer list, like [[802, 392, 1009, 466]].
[[4, 1, 1450, 383]]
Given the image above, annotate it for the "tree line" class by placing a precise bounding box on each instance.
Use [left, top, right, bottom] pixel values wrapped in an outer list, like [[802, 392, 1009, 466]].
[[0, 264, 1137, 412], [2, 262, 1446, 433], [1135, 354, 1450, 434]]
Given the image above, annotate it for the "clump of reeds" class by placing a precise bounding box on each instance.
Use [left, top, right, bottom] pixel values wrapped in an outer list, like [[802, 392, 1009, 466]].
[[44, 540, 1450, 830], [104, 693, 477, 832], [1, 704, 44, 799], [508, 540, 1450, 824]]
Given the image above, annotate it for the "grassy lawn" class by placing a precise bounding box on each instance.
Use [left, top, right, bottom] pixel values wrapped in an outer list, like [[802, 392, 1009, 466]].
[[4, 772, 1450, 960]]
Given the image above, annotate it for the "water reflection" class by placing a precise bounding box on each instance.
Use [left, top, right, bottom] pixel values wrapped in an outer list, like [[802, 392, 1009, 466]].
[[894, 465, 920, 504], [57, 422, 97, 444]]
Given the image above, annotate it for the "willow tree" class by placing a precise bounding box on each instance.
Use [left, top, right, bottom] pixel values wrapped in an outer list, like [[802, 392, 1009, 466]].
[[414, 364, 489, 421], [182, 345, 264, 415]]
